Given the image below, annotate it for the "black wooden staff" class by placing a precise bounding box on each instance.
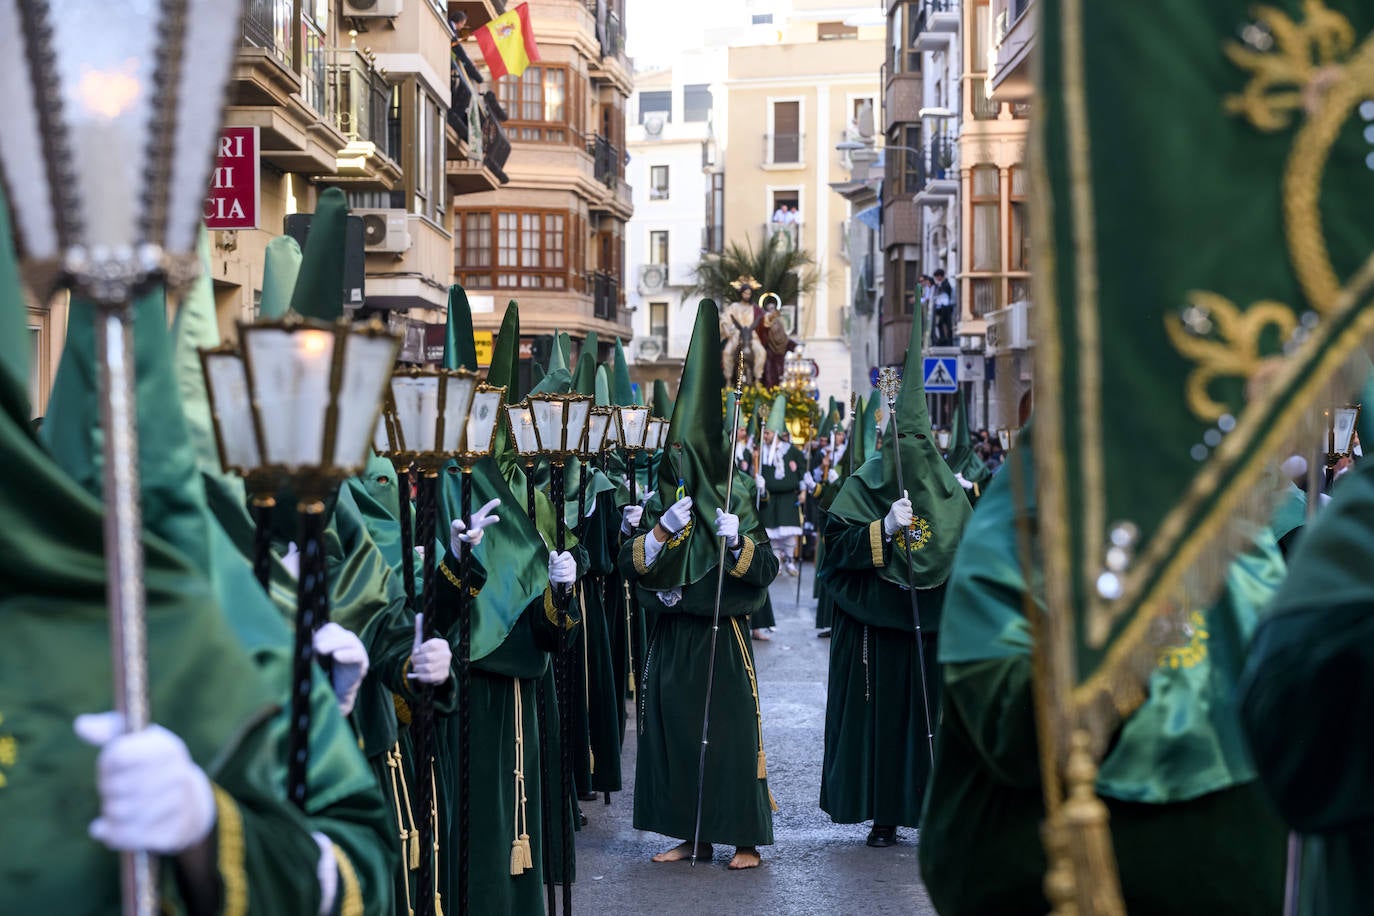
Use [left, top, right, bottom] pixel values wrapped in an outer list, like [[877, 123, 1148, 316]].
[[552, 464, 574, 916], [286, 498, 330, 809], [456, 463, 475, 916], [250, 492, 274, 590], [413, 470, 440, 916], [527, 464, 555, 916]]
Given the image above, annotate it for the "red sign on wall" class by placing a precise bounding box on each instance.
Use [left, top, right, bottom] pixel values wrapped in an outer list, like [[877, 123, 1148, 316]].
[[204, 127, 260, 230]]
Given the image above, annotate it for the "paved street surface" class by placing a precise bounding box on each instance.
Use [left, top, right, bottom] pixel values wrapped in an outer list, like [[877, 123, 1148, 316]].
[[573, 562, 939, 916]]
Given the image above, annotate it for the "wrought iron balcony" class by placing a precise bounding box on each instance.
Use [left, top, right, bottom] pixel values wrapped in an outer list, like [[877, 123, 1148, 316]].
[[327, 48, 394, 159], [913, 136, 960, 203], [593, 270, 620, 321], [590, 133, 620, 187], [240, 0, 294, 67], [913, 0, 960, 51]]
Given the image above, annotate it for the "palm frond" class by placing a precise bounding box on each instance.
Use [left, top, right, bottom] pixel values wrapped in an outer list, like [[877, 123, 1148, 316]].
[[682, 230, 823, 305]]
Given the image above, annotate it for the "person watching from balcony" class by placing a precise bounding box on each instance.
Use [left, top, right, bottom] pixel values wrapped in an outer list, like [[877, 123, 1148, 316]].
[[772, 204, 788, 225], [932, 269, 955, 347]]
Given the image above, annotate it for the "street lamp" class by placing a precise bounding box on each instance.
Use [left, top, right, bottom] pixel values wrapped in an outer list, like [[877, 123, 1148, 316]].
[[0, 4, 249, 909]]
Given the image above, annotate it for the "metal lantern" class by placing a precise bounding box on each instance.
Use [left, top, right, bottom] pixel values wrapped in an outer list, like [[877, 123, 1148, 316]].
[[615, 404, 651, 451], [937, 429, 951, 451], [997, 428, 1014, 451], [584, 406, 615, 457], [200, 345, 262, 478], [506, 401, 542, 458], [387, 367, 480, 468], [462, 383, 507, 461], [240, 317, 401, 486], [646, 417, 667, 451], [528, 392, 593, 458], [1328, 405, 1362, 463]]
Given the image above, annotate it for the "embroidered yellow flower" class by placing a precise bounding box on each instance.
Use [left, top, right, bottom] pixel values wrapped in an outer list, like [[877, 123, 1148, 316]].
[[894, 515, 933, 553], [1159, 610, 1209, 670], [666, 517, 694, 548], [0, 713, 14, 788]]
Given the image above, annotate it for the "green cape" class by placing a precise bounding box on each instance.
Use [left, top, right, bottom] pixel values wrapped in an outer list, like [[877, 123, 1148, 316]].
[[827, 318, 972, 588], [652, 378, 672, 419], [260, 235, 303, 319], [289, 187, 350, 321], [945, 388, 992, 486]]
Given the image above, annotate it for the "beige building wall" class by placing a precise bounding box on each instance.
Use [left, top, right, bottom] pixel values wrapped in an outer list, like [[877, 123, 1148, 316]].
[[720, 25, 883, 406]]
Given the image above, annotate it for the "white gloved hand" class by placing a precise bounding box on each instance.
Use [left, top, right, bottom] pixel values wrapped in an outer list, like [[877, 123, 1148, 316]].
[[74, 713, 216, 854], [801, 472, 815, 490], [620, 490, 655, 535], [282, 541, 300, 580], [883, 490, 913, 537], [549, 550, 577, 586], [451, 497, 502, 554], [407, 613, 452, 685], [773, 461, 785, 480], [827, 468, 840, 484], [312, 622, 369, 716], [955, 472, 974, 491], [755, 474, 767, 493], [313, 832, 338, 916], [659, 496, 694, 535], [714, 508, 740, 549]]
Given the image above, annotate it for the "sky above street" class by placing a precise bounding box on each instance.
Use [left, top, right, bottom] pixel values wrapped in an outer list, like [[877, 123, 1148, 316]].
[[623, 0, 736, 65]]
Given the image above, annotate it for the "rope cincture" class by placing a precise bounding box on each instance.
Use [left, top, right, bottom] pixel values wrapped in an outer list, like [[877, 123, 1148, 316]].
[[511, 678, 534, 876]]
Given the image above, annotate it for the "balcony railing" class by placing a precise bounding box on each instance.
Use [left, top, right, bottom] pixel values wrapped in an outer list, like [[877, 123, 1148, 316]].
[[590, 133, 620, 187], [911, 136, 959, 194], [584, 0, 625, 59], [913, 0, 956, 37], [764, 132, 804, 165], [327, 49, 393, 158], [970, 277, 1002, 318], [593, 271, 619, 321], [241, 0, 293, 68], [765, 221, 801, 249], [970, 78, 1001, 120]]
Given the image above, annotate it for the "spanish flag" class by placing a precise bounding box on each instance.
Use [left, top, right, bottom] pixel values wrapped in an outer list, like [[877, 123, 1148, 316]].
[[474, 3, 542, 80]]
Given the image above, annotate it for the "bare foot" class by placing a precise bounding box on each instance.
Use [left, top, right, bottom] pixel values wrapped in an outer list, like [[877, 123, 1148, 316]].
[[652, 841, 712, 863], [752, 629, 771, 641], [728, 847, 762, 870]]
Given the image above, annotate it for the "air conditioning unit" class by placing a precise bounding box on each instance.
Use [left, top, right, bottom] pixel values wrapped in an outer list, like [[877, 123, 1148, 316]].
[[985, 300, 1032, 355], [639, 263, 668, 292], [636, 336, 666, 361], [343, 0, 402, 17], [643, 113, 665, 137], [356, 208, 411, 254]]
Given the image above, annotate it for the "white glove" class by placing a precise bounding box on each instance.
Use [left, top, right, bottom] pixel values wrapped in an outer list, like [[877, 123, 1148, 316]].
[[883, 490, 913, 537], [313, 832, 338, 916], [714, 508, 740, 548], [620, 490, 655, 535], [312, 622, 369, 716], [74, 713, 216, 854], [549, 550, 577, 586], [451, 497, 502, 554], [659, 496, 694, 535], [827, 468, 840, 484], [955, 472, 974, 491], [407, 613, 452, 685], [801, 472, 815, 490], [755, 474, 767, 493], [282, 541, 300, 580]]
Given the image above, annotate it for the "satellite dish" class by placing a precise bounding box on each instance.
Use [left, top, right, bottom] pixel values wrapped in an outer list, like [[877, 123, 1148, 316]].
[[644, 113, 665, 137]]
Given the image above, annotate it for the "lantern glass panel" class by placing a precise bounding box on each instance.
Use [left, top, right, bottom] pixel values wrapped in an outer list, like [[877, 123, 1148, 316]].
[[531, 398, 566, 453], [1334, 407, 1360, 455], [466, 388, 504, 457], [937, 430, 951, 450], [644, 418, 661, 451], [997, 429, 1011, 450], [203, 350, 260, 472], [566, 399, 591, 454], [507, 403, 540, 455], [390, 374, 440, 454], [244, 326, 333, 466], [373, 410, 393, 454], [587, 411, 611, 453], [618, 405, 649, 449], [47, 3, 160, 252], [333, 331, 399, 469], [440, 373, 477, 453]]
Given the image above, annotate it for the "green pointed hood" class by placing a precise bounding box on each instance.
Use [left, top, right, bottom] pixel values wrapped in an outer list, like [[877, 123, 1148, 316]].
[[747, 404, 760, 441], [861, 391, 880, 457], [594, 365, 610, 407], [289, 187, 349, 321], [545, 331, 570, 376], [573, 346, 598, 396], [0, 192, 284, 910], [829, 319, 972, 588], [259, 234, 302, 318], [946, 388, 992, 486], [652, 379, 672, 418], [817, 397, 839, 439], [639, 301, 767, 590], [171, 230, 222, 470], [444, 285, 479, 371], [723, 391, 740, 446], [612, 338, 633, 406], [847, 395, 870, 468], [765, 393, 788, 435]]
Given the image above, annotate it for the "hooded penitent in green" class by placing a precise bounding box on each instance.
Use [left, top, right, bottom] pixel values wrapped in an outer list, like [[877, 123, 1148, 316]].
[[620, 300, 779, 848], [817, 317, 973, 831], [944, 388, 991, 498], [652, 378, 672, 419], [0, 197, 345, 913], [920, 439, 1286, 916], [1238, 452, 1374, 916]]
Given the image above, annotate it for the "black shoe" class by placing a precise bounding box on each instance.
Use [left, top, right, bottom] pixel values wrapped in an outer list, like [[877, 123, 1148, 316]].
[[866, 825, 897, 848], [817, 628, 832, 638], [578, 791, 598, 802]]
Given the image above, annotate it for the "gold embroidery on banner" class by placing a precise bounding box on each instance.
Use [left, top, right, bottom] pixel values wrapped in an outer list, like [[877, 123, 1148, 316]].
[[1159, 611, 1209, 670], [1223, 2, 1356, 132], [0, 713, 15, 789], [1165, 292, 1299, 422]]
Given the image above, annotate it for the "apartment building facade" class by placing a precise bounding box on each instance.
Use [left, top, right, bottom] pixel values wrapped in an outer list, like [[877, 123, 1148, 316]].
[[451, 0, 634, 388]]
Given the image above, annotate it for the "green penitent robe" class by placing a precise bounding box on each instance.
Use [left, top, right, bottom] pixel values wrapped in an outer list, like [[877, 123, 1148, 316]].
[[920, 449, 1286, 916], [817, 509, 945, 828], [757, 441, 805, 534], [1238, 456, 1374, 916], [577, 489, 625, 794], [620, 524, 779, 847]]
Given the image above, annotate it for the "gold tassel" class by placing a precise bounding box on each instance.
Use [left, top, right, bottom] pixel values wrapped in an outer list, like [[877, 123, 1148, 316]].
[[434, 894, 443, 916], [756, 749, 767, 780], [408, 829, 420, 871], [1062, 730, 1125, 916], [511, 834, 534, 875], [629, 670, 636, 695], [768, 788, 779, 813]]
